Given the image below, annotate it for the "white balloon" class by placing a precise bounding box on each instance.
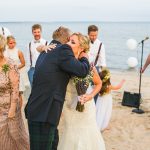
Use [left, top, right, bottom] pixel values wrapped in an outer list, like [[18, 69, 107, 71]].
[[127, 57, 138, 68], [126, 39, 138, 50], [0, 26, 11, 38]]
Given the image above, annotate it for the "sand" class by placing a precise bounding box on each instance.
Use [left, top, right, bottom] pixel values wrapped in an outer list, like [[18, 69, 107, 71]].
[[23, 70, 150, 150], [102, 71, 150, 150]]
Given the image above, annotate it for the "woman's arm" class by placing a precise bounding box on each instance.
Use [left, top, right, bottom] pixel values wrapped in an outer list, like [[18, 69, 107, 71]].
[[18, 50, 25, 69], [110, 79, 125, 90], [141, 54, 150, 73], [81, 67, 102, 103], [8, 64, 20, 118], [59, 44, 90, 78]]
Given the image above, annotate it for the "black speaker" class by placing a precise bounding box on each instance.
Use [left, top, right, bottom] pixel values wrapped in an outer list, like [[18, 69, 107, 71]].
[[122, 91, 141, 108]]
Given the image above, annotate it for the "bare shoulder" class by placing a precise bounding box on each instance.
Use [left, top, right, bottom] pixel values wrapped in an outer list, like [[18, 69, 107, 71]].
[[18, 50, 23, 55]]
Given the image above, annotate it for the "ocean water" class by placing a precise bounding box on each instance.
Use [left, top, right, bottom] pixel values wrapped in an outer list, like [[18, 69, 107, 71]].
[[1, 22, 150, 73]]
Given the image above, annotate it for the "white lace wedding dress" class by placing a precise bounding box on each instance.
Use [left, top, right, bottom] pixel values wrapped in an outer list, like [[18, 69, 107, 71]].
[[58, 79, 106, 150]]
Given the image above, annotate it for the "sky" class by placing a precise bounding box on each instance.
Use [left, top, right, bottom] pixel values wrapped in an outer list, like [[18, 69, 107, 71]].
[[0, 0, 150, 22]]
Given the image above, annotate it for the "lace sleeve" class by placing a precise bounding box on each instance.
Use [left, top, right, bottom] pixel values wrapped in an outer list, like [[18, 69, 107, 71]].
[[8, 63, 20, 103]]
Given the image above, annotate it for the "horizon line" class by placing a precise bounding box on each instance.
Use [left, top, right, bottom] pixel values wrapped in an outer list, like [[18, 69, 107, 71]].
[[1, 20, 150, 23]]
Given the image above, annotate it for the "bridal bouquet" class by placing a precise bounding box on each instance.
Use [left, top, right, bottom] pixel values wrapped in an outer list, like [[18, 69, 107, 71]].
[[73, 72, 93, 112]]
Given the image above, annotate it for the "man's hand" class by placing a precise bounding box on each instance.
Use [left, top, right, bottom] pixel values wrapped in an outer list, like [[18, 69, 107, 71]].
[[37, 44, 56, 53], [78, 52, 89, 60], [46, 44, 57, 53]]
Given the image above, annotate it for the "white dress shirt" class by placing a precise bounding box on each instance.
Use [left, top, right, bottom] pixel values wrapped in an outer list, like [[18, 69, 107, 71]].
[[89, 39, 106, 67], [26, 38, 47, 70]]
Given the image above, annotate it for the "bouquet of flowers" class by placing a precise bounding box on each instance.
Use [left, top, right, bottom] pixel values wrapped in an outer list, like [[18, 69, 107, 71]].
[[2, 64, 10, 75], [73, 72, 93, 112], [0, 64, 10, 96]]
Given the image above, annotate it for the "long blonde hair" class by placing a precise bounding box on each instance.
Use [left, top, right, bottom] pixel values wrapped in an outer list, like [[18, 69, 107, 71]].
[[0, 34, 6, 58]]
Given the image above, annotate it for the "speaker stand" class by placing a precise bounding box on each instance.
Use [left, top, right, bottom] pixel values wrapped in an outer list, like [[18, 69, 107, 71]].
[[132, 108, 144, 114], [132, 41, 145, 114]]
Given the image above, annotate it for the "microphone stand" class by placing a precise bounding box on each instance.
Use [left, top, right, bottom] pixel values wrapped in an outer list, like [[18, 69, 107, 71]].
[[132, 40, 145, 114]]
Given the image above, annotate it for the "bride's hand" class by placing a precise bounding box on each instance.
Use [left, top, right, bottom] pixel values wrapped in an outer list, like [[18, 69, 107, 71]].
[[79, 94, 93, 104], [78, 52, 89, 60]]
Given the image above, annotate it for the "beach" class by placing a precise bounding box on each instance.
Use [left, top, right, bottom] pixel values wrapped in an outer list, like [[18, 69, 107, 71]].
[[102, 71, 150, 150], [23, 70, 150, 150]]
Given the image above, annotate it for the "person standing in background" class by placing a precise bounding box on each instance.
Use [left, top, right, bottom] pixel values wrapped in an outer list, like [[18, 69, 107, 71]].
[[88, 25, 106, 70], [26, 24, 47, 86], [88, 25, 107, 102], [4, 35, 26, 108]]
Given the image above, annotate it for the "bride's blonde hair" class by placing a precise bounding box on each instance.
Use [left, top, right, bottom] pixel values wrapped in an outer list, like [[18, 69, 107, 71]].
[[72, 33, 90, 53]]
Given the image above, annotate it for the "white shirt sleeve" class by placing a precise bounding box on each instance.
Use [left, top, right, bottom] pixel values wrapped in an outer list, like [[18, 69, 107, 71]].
[[97, 43, 106, 67], [25, 43, 30, 71]]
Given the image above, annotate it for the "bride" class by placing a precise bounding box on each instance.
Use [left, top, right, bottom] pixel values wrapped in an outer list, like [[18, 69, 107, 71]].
[[58, 33, 106, 150]]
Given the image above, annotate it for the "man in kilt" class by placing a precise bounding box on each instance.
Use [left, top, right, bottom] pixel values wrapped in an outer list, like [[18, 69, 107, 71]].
[[25, 27, 90, 150]]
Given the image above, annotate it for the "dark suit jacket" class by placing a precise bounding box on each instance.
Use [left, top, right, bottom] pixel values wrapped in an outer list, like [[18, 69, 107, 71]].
[[25, 43, 90, 126]]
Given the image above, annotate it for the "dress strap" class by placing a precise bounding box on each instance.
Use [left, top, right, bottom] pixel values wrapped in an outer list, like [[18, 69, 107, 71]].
[[94, 43, 102, 66], [29, 42, 32, 67]]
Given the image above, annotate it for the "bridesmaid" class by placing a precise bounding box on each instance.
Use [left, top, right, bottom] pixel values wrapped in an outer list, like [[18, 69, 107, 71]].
[[5, 35, 26, 107], [0, 34, 29, 150]]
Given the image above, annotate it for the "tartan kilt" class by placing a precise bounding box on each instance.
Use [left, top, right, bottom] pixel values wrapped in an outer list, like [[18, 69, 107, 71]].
[[28, 121, 56, 150]]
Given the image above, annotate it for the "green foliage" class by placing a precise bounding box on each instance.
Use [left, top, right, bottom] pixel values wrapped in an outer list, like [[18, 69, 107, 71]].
[[73, 71, 93, 112], [2, 64, 10, 74]]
